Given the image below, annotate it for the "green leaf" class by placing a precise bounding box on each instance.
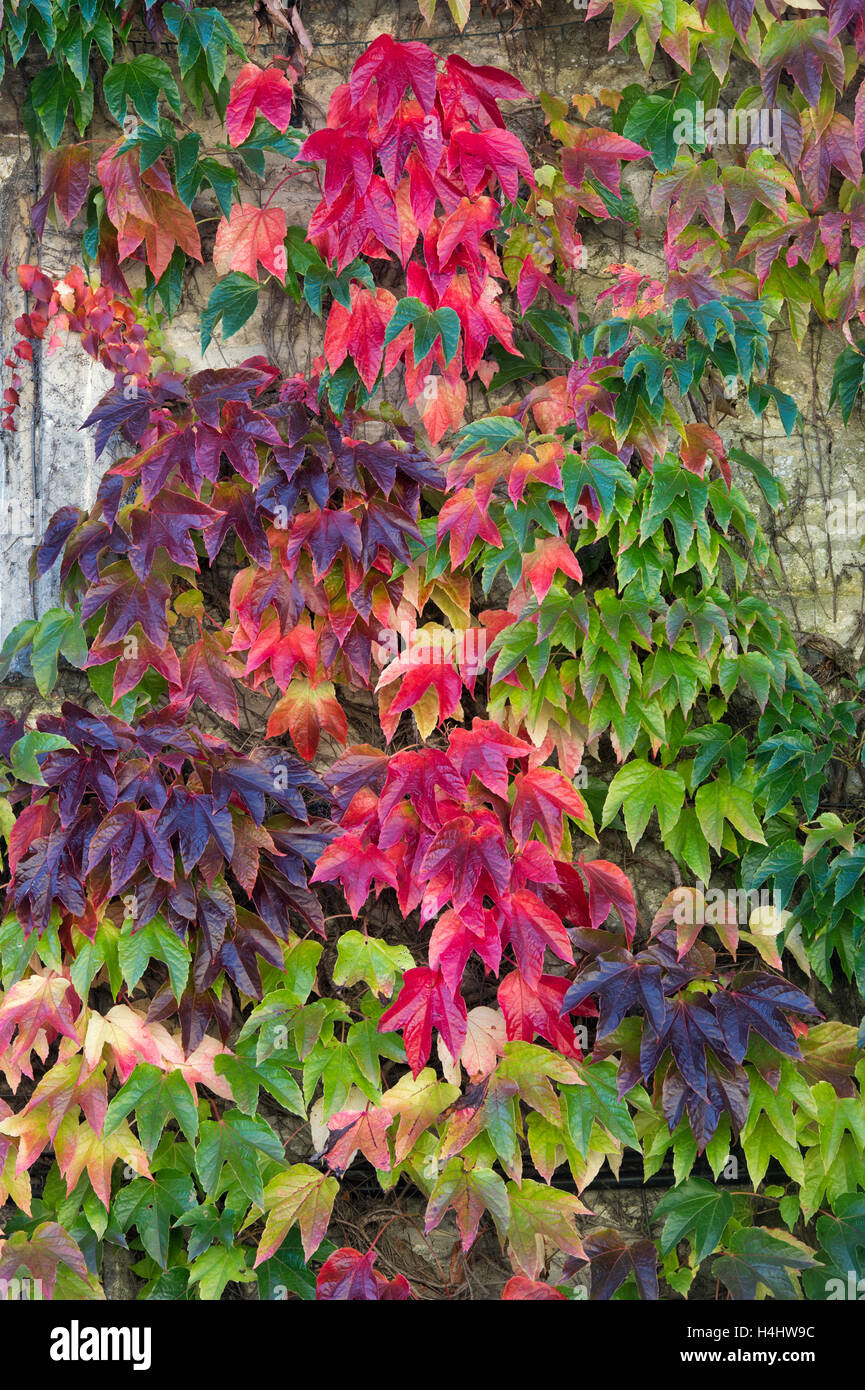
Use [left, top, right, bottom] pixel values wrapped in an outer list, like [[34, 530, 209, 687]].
[[201, 273, 260, 352], [103, 56, 181, 127], [713, 1228, 818, 1300], [196, 1111, 284, 1209], [114, 1170, 197, 1268], [30, 608, 87, 695], [198, 157, 237, 218], [118, 914, 190, 1001], [0, 620, 39, 681], [9, 731, 75, 785], [562, 448, 635, 516], [255, 1227, 325, 1301], [215, 1051, 306, 1120], [622, 92, 698, 173], [174, 1203, 238, 1262], [812, 1193, 865, 1279], [560, 1060, 639, 1158], [383, 297, 461, 368], [664, 807, 712, 884], [695, 770, 766, 853], [450, 415, 525, 461], [728, 447, 786, 511], [829, 343, 865, 424], [601, 759, 686, 846], [654, 1177, 733, 1264], [104, 1063, 200, 1156], [187, 1243, 255, 1300], [525, 308, 575, 358], [333, 931, 415, 1000], [29, 65, 75, 146]]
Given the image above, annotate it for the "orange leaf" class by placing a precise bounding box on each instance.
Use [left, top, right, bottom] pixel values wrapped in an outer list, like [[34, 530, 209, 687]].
[[213, 203, 288, 282]]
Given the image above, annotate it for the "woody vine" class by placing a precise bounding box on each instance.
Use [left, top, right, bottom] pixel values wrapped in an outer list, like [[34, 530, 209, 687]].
[[0, 0, 863, 1302]]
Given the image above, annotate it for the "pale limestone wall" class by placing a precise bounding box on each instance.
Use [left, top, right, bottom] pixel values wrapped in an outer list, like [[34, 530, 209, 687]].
[[1, 0, 862, 657]]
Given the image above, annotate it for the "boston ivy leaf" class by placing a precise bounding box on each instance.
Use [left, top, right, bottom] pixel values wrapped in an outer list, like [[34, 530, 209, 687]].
[[103, 1063, 200, 1157], [601, 759, 686, 846], [255, 1165, 339, 1265], [506, 1179, 589, 1280], [103, 56, 182, 128], [713, 971, 822, 1063], [759, 17, 845, 108], [0, 1222, 90, 1300], [383, 297, 461, 367], [187, 1244, 256, 1300], [713, 1227, 818, 1299], [113, 1169, 197, 1268], [563, 949, 666, 1039], [560, 1058, 639, 1157], [226, 62, 294, 147], [333, 930, 415, 1000], [315, 1245, 411, 1300], [9, 731, 75, 785], [213, 203, 288, 283], [378, 967, 467, 1077], [653, 1176, 733, 1263], [196, 1110, 284, 1209], [584, 1226, 659, 1300], [201, 272, 260, 352], [424, 1159, 510, 1252]]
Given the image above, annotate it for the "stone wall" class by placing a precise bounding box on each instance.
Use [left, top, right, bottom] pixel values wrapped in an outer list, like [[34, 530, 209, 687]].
[[0, 0, 857, 1287]]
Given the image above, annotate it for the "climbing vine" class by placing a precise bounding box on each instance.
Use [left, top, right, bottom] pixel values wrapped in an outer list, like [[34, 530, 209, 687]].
[[0, 0, 864, 1306]]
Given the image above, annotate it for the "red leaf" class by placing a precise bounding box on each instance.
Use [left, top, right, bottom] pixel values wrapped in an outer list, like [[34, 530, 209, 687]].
[[378, 966, 467, 1076], [322, 1106, 394, 1174], [226, 63, 294, 147], [323, 284, 395, 392], [285, 506, 362, 582], [96, 143, 202, 280], [179, 633, 241, 726], [349, 34, 438, 127], [298, 128, 374, 202], [375, 652, 463, 730], [440, 273, 518, 377], [502, 1276, 567, 1300], [498, 971, 587, 1058], [428, 908, 503, 994], [0, 1223, 90, 1301], [213, 204, 288, 282], [443, 55, 532, 128], [447, 128, 534, 203], [86, 805, 150, 896], [578, 856, 638, 945], [561, 128, 648, 198], [378, 747, 468, 830], [420, 813, 511, 918], [681, 423, 731, 488], [310, 832, 399, 916], [800, 112, 862, 207], [499, 889, 573, 988], [521, 537, 583, 604], [247, 618, 319, 690], [266, 678, 347, 760], [511, 768, 588, 853], [446, 719, 532, 798], [436, 487, 502, 567], [316, 1246, 412, 1300], [32, 145, 91, 239], [436, 195, 500, 265], [0, 975, 80, 1082], [418, 373, 466, 444]]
